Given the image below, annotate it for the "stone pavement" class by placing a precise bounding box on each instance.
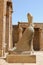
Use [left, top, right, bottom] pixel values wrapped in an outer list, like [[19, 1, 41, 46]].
[[0, 51, 43, 65]]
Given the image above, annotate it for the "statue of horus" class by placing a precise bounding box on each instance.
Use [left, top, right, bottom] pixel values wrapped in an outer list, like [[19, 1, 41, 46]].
[[14, 13, 34, 53], [9, 13, 34, 54]]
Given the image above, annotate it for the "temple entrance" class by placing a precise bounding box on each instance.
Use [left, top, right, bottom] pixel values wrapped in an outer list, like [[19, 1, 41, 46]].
[[33, 28, 40, 51]]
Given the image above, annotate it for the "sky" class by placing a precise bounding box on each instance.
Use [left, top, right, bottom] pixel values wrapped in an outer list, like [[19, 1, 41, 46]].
[[12, 0, 43, 25]]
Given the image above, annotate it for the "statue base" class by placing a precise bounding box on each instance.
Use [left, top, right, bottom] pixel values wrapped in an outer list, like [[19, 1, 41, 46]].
[[6, 54, 36, 63]]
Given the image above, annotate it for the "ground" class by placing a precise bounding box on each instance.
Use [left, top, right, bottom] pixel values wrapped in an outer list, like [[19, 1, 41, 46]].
[[0, 51, 43, 65]]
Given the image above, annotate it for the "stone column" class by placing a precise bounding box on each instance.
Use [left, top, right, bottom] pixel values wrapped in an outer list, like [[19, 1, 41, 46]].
[[39, 28, 43, 50], [19, 27, 23, 40], [2, 0, 6, 56], [9, 6, 12, 50]]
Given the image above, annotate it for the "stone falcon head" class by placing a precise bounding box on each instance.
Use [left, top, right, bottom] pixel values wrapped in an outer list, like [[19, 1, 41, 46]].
[[27, 13, 34, 27]]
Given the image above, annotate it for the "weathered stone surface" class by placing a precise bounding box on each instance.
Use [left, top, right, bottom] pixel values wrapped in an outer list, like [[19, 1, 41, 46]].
[[6, 54, 36, 63]]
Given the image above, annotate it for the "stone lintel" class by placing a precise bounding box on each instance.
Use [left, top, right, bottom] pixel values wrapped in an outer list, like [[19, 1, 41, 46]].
[[6, 54, 36, 63]]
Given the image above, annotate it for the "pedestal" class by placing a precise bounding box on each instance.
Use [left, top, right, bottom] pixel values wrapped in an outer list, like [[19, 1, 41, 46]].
[[6, 54, 36, 63]]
